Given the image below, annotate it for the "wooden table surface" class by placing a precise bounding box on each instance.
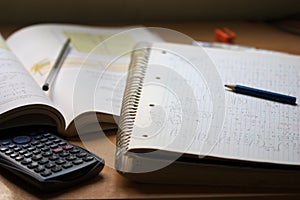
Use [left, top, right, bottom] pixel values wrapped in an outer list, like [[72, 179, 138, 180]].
[[1, 21, 300, 199]]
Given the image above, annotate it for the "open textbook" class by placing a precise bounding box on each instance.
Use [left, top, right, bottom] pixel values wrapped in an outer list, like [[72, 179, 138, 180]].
[[0, 24, 162, 137], [116, 42, 300, 186]]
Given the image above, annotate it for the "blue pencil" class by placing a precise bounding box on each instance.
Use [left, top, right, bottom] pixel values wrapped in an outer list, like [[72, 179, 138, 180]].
[[225, 84, 297, 105]]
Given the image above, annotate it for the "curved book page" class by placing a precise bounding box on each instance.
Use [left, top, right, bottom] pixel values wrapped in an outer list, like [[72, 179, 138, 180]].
[[0, 36, 65, 133]]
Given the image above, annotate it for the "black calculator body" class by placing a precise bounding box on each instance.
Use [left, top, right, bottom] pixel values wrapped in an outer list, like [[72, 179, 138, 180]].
[[0, 129, 105, 192]]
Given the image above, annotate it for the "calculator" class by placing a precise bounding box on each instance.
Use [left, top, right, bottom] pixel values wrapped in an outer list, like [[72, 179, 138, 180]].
[[0, 129, 105, 192]]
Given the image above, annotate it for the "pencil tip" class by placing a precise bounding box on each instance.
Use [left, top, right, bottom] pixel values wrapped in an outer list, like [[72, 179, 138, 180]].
[[42, 84, 49, 91], [224, 84, 235, 90]]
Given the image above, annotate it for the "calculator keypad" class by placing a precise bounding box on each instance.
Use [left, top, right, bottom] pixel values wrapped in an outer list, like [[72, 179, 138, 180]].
[[0, 132, 96, 178]]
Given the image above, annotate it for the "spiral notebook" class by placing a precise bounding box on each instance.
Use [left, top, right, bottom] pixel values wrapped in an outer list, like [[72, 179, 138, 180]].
[[115, 42, 300, 187]]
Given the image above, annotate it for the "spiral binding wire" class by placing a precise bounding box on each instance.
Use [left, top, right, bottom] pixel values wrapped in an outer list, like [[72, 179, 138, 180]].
[[116, 43, 151, 152]]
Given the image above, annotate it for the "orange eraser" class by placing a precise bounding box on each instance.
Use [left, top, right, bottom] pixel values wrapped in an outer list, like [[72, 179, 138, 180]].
[[215, 27, 236, 43]]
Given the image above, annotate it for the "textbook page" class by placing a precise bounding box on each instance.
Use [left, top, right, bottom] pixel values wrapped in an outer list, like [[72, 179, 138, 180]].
[[0, 35, 63, 130], [127, 43, 300, 165], [7, 24, 163, 127], [0, 36, 53, 114]]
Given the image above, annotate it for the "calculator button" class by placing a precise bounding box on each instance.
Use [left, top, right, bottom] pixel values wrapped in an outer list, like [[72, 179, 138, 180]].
[[77, 152, 87, 158], [22, 144, 31, 148], [70, 148, 80, 154], [42, 152, 52, 157], [55, 159, 66, 165], [31, 141, 40, 145], [13, 147, 22, 152], [41, 147, 50, 152], [24, 153, 33, 158], [40, 138, 48, 143], [63, 145, 73, 150], [10, 153, 19, 158], [48, 136, 56, 140], [41, 170, 52, 177], [36, 144, 44, 149], [5, 150, 14, 155], [28, 162, 39, 169], [51, 166, 62, 173], [32, 155, 42, 161], [39, 158, 49, 165], [8, 144, 17, 149], [62, 162, 73, 169], [32, 150, 41, 155], [34, 166, 45, 173], [52, 148, 63, 153], [34, 135, 43, 140], [49, 155, 59, 161], [19, 150, 27, 155], [21, 158, 32, 165], [27, 147, 36, 151], [15, 156, 24, 161], [83, 156, 94, 162], [73, 159, 83, 165], [12, 136, 31, 144], [45, 163, 55, 169], [43, 133, 52, 138], [58, 141, 67, 146], [53, 139, 61, 143], [45, 141, 53, 146], [66, 155, 76, 161], [1, 140, 10, 145], [60, 152, 69, 157], [0, 147, 9, 152], [50, 144, 58, 149]]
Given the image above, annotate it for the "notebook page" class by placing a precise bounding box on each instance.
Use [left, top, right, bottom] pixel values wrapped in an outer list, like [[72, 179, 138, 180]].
[[128, 43, 225, 160], [128, 43, 300, 165], [206, 48, 300, 165]]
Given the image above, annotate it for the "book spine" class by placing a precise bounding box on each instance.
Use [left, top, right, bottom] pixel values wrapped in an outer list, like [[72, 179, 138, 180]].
[[116, 42, 151, 153]]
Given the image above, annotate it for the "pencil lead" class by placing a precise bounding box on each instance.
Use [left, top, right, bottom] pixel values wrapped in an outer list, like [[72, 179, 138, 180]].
[[224, 84, 235, 90]]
